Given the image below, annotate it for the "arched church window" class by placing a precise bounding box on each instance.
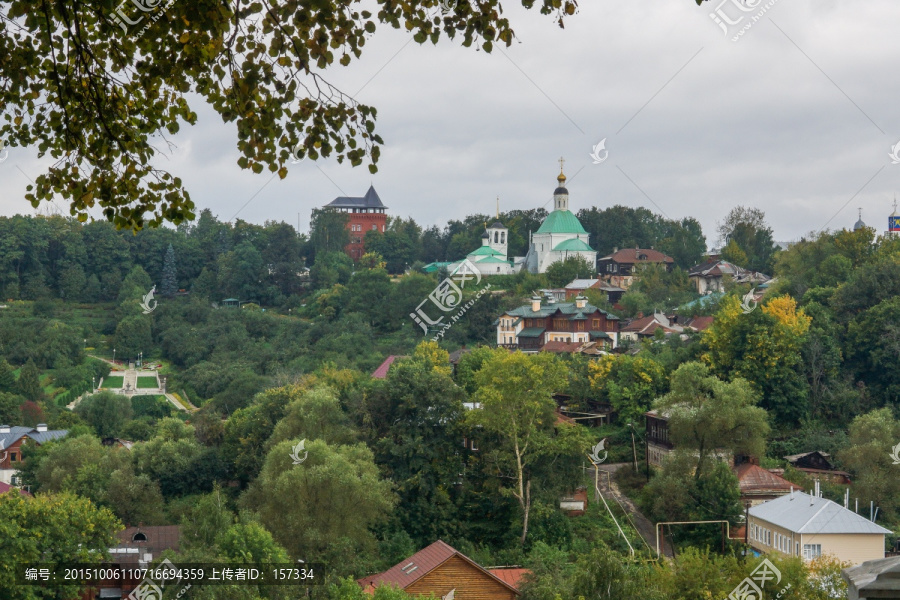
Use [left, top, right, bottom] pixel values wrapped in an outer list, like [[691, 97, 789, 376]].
[[501, 232, 505, 243]]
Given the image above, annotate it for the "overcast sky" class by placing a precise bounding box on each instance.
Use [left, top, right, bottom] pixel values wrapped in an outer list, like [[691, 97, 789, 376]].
[[2, 0, 900, 248]]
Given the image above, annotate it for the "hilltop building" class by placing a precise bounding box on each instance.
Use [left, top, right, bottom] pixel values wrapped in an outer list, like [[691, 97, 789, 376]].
[[748, 489, 890, 565], [323, 185, 387, 261], [597, 248, 674, 289], [523, 161, 597, 274], [496, 294, 619, 351]]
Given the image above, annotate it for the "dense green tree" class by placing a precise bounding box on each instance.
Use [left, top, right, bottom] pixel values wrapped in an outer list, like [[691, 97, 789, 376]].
[[0, 492, 121, 600], [242, 438, 395, 562], [310, 209, 351, 258], [75, 392, 134, 438], [587, 354, 668, 425], [366, 343, 466, 545], [655, 362, 769, 481], [268, 386, 357, 449], [545, 255, 594, 287], [468, 349, 593, 544], [837, 408, 900, 522], [0, 359, 16, 393], [17, 359, 44, 403]]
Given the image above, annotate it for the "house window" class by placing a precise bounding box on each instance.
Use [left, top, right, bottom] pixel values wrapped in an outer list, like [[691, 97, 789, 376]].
[[795, 542, 800, 555], [132, 532, 148, 542], [553, 319, 566, 329], [526, 319, 532, 327], [578, 321, 585, 331], [592, 319, 600, 329], [10, 452, 17, 462], [803, 544, 821, 559]]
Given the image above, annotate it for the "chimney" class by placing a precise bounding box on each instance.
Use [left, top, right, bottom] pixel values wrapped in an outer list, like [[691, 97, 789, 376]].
[[36, 423, 47, 433], [0, 425, 9, 434], [575, 295, 587, 309], [531, 296, 541, 312], [613, 246, 618, 253]]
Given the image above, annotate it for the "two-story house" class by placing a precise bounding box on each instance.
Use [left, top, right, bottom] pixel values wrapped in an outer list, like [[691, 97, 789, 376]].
[[0, 424, 68, 485], [496, 295, 619, 351], [597, 248, 674, 289]]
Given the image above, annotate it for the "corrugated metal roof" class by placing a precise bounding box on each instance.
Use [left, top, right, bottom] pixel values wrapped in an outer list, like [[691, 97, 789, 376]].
[[566, 279, 600, 289], [749, 492, 892, 535], [0, 426, 68, 448], [362, 541, 520, 595], [489, 568, 530, 590], [734, 463, 794, 493]]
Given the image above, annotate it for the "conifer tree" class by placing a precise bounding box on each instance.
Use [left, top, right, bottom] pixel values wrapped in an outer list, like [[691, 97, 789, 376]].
[[17, 359, 44, 403], [161, 244, 178, 298]]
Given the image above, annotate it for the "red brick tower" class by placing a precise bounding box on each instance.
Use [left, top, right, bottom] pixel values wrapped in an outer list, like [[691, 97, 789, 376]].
[[323, 185, 388, 260]]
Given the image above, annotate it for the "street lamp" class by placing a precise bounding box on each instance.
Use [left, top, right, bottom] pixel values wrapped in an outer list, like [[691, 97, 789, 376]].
[[112, 348, 116, 364], [92, 377, 95, 393], [83, 338, 87, 351]]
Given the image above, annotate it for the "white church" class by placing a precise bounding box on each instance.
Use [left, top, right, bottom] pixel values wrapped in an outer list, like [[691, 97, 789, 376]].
[[447, 161, 597, 276]]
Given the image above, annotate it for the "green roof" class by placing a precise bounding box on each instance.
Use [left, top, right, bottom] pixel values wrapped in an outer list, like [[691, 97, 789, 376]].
[[535, 210, 588, 235], [422, 262, 453, 273], [553, 238, 595, 252], [506, 301, 620, 321], [589, 331, 612, 339], [475, 256, 510, 264], [517, 328, 546, 338], [468, 245, 503, 257]]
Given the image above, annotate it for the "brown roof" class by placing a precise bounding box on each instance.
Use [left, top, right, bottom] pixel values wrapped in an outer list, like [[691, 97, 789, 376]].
[[489, 568, 530, 590], [0, 481, 31, 497], [733, 463, 794, 493], [358, 540, 519, 595], [621, 315, 678, 335], [541, 341, 583, 353], [684, 316, 714, 331], [603, 248, 674, 264], [111, 526, 180, 564]]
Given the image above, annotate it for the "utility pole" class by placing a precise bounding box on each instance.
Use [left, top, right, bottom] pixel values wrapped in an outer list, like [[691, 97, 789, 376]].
[[628, 422, 638, 472]]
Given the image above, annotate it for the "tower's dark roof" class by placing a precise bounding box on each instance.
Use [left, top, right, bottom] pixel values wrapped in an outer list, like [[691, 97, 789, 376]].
[[325, 185, 387, 210], [481, 231, 489, 239], [553, 186, 568, 195], [489, 220, 506, 229]]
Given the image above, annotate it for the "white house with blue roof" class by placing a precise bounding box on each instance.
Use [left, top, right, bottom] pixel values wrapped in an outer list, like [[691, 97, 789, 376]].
[[523, 164, 597, 274], [748, 489, 891, 566], [0, 423, 68, 484]]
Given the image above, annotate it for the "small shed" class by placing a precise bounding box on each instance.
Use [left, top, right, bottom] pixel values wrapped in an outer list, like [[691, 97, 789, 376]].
[[843, 556, 900, 600], [222, 298, 241, 308]]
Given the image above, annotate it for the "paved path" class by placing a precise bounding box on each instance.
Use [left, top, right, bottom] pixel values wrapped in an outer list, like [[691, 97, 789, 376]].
[[83, 355, 196, 412], [593, 462, 674, 558]]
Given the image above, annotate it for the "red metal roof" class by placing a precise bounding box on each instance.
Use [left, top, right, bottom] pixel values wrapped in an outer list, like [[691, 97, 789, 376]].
[[0, 481, 31, 497], [489, 568, 530, 590], [371, 355, 403, 379], [358, 540, 519, 595], [540, 341, 582, 353]]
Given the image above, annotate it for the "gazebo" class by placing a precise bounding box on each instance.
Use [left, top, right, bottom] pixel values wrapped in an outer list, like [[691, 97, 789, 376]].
[[222, 298, 241, 308]]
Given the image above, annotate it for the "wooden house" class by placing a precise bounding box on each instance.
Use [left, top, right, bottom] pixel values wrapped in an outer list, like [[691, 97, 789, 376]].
[[358, 540, 521, 600]]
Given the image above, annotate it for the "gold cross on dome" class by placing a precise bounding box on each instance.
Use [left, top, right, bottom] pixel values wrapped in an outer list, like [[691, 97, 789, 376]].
[[558, 156, 565, 172]]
